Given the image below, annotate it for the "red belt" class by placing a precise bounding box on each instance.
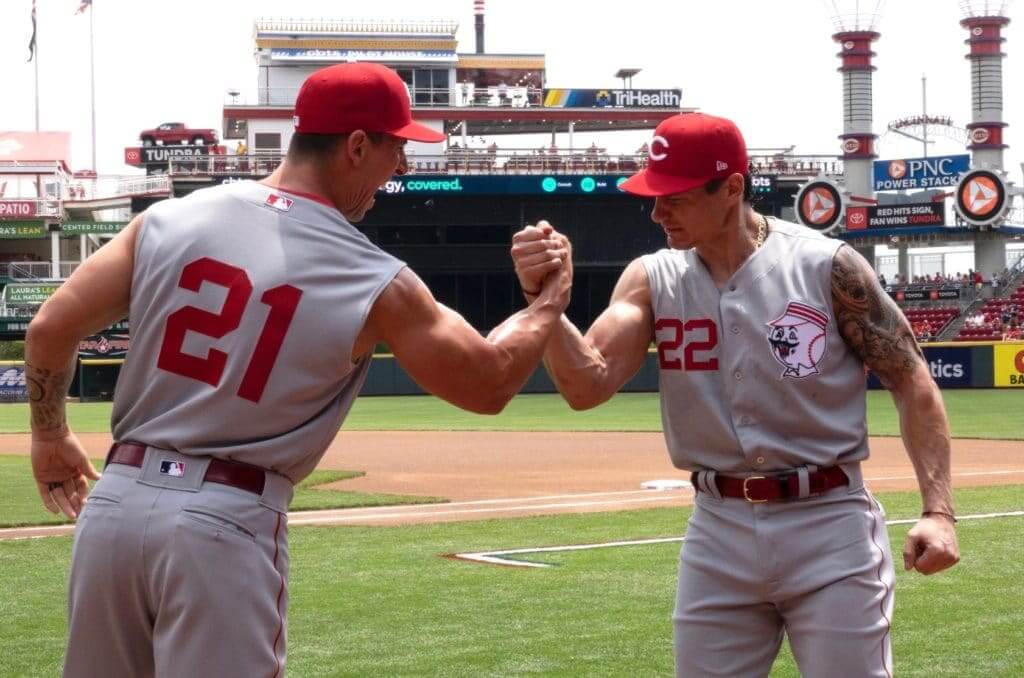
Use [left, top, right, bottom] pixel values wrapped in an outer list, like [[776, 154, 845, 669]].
[[106, 442, 266, 495], [691, 466, 849, 503]]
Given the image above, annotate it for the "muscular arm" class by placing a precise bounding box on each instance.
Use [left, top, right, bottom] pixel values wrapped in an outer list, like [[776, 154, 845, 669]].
[[26, 216, 140, 437], [361, 266, 568, 415], [831, 245, 954, 516], [539, 258, 654, 410]]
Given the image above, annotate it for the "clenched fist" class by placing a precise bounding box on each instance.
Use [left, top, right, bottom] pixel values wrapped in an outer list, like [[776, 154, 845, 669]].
[[511, 220, 571, 297]]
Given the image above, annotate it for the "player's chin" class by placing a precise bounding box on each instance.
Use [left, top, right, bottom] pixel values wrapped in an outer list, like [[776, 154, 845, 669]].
[[665, 232, 693, 250]]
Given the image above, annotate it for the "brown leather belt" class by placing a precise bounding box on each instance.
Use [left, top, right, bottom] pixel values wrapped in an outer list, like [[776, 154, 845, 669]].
[[691, 466, 849, 503], [106, 442, 266, 495]]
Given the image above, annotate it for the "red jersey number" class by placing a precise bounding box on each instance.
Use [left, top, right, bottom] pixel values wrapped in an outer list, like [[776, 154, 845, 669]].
[[655, 317, 719, 371], [156, 257, 303, 403]]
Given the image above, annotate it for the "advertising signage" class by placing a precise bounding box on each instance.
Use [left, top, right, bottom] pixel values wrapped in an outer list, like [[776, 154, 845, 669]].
[[846, 202, 945, 230], [873, 154, 970, 191], [377, 175, 629, 196], [542, 88, 682, 108], [889, 287, 960, 302], [0, 221, 47, 238], [5, 282, 62, 305], [61, 222, 129, 236], [0, 200, 37, 220], [868, 346, 973, 389]]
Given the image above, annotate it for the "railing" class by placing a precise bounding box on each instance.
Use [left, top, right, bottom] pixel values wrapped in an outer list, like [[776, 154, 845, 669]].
[[168, 149, 844, 180], [0, 261, 80, 280], [65, 175, 171, 201], [234, 85, 544, 108], [168, 150, 648, 178], [748, 154, 843, 177], [254, 17, 459, 35]]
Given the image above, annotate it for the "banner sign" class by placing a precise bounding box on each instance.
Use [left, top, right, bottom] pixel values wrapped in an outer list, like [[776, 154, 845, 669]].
[[543, 88, 682, 108], [62, 221, 128, 236], [0, 221, 47, 238], [377, 174, 629, 196], [873, 154, 970, 191], [890, 287, 960, 302], [270, 48, 457, 63], [868, 346, 973, 389], [126, 145, 217, 166], [852, 202, 946, 229], [993, 343, 1024, 387], [79, 332, 130, 359], [0, 201, 37, 220], [5, 282, 62, 304], [0, 365, 27, 402]]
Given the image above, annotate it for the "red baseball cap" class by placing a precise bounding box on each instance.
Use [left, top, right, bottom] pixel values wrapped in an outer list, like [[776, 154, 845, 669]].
[[293, 63, 445, 143], [619, 113, 748, 197]]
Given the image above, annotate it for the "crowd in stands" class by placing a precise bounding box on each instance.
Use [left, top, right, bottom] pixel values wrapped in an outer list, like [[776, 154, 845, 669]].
[[956, 279, 1024, 341], [881, 269, 996, 289], [904, 307, 959, 342]]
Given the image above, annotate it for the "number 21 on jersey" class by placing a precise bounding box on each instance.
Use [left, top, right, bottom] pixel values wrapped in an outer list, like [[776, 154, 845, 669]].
[[655, 318, 719, 371], [157, 257, 303, 403]]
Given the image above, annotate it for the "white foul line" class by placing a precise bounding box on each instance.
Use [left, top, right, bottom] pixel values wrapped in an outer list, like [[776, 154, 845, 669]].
[[451, 511, 1024, 568]]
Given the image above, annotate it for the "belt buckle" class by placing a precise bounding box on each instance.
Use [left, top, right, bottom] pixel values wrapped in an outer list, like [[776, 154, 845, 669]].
[[743, 476, 768, 503]]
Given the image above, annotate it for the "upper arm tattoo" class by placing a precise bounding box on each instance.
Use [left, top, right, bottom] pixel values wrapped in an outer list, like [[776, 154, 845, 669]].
[[831, 246, 925, 386]]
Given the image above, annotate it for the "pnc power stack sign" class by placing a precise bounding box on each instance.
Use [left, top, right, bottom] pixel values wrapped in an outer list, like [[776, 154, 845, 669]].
[[872, 154, 970, 191]]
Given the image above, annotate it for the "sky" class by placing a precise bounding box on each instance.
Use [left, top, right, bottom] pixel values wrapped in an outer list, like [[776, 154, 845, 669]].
[[1, 0, 1022, 179]]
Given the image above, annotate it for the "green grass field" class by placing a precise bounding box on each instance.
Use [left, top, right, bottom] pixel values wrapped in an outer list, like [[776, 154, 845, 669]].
[[1, 485, 1021, 677], [0, 389, 1022, 437], [0, 456, 442, 528]]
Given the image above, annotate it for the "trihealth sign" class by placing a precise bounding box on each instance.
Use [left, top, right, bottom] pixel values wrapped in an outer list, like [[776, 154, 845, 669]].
[[378, 175, 628, 196], [873, 154, 969, 191], [543, 89, 682, 108]]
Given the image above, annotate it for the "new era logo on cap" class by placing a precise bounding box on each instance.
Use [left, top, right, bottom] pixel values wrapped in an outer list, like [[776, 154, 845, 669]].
[[160, 460, 186, 478], [716, 160, 729, 172], [265, 194, 293, 211]]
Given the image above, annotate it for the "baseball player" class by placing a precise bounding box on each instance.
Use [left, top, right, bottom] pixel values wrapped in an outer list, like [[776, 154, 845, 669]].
[[27, 63, 571, 677], [511, 113, 959, 677]]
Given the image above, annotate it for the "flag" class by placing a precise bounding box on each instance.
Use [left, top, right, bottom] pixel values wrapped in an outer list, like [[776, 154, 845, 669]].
[[27, 0, 37, 62], [75, 0, 92, 14]]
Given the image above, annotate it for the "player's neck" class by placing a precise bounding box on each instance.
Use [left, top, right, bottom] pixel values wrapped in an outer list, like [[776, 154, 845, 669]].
[[695, 206, 763, 287]]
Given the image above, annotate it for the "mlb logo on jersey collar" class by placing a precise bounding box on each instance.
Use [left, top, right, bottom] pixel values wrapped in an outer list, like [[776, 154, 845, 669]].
[[159, 460, 186, 478], [265, 193, 294, 211]]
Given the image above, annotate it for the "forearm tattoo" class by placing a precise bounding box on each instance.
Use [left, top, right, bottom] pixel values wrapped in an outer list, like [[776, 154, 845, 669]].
[[831, 246, 924, 385], [26, 362, 74, 434]]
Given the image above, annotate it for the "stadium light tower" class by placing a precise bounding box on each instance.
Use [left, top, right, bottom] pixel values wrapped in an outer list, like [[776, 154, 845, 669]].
[[960, 0, 1013, 170], [826, 0, 885, 202]]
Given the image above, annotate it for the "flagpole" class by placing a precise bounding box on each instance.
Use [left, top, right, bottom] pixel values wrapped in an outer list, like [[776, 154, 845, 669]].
[[33, 1, 39, 131], [89, 3, 97, 171]]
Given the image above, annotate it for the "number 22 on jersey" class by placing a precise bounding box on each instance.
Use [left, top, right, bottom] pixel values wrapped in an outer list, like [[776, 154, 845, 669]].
[[157, 257, 303, 403], [655, 318, 719, 371]]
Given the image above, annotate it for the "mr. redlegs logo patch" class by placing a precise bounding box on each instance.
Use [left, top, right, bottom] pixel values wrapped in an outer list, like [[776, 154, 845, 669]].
[[767, 302, 829, 379]]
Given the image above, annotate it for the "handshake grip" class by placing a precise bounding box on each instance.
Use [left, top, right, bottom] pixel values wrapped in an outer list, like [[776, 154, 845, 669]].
[[510, 221, 573, 306]]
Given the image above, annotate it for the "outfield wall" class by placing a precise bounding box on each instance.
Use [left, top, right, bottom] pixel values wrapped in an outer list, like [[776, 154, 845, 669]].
[[72, 342, 1024, 401]]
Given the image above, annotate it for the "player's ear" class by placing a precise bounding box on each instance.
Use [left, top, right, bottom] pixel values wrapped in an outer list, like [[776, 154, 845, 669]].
[[344, 130, 371, 166]]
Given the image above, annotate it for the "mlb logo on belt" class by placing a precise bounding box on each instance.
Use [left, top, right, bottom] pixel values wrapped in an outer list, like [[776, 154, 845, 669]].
[[160, 460, 186, 477], [265, 194, 293, 211]]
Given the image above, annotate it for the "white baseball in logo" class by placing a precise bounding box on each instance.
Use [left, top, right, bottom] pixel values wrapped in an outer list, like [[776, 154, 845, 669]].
[[649, 135, 670, 161]]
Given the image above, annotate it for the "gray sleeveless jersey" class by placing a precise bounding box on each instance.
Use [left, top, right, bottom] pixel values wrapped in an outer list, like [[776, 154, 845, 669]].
[[641, 219, 868, 473], [111, 181, 405, 482]]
